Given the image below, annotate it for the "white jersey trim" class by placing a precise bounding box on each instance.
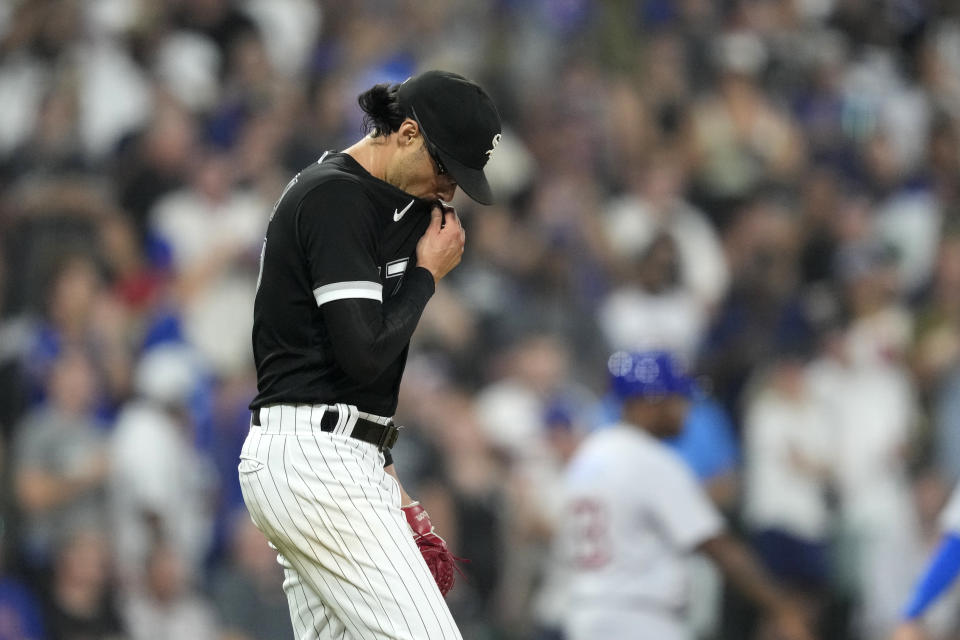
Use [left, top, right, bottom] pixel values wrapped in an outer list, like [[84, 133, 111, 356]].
[[313, 281, 382, 306]]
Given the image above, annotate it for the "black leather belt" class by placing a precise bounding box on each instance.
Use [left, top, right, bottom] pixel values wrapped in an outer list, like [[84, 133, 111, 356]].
[[251, 406, 400, 451]]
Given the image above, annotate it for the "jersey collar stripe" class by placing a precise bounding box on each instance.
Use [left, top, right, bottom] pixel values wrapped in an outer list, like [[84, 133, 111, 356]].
[[313, 281, 383, 306]]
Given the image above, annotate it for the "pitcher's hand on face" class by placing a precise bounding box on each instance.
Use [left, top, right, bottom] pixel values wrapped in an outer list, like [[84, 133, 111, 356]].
[[416, 203, 465, 283]]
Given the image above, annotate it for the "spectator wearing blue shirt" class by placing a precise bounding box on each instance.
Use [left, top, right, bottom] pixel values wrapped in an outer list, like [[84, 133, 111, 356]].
[[0, 578, 45, 640], [666, 382, 741, 640], [667, 394, 740, 511]]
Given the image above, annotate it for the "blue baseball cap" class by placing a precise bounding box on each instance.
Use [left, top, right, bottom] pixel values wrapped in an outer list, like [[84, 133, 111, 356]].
[[607, 350, 696, 400]]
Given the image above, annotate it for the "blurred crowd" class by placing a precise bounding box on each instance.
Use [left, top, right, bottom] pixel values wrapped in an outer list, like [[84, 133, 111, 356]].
[[1, 0, 960, 639]]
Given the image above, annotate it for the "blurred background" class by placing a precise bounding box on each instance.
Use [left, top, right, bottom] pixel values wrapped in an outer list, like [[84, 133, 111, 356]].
[[1, 0, 960, 639]]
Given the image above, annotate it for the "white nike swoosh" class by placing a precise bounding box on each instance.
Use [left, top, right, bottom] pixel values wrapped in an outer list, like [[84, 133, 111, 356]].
[[393, 199, 415, 222]]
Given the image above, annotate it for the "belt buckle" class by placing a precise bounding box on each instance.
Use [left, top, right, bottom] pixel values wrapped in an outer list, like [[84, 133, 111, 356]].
[[378, 423, 400, 450]]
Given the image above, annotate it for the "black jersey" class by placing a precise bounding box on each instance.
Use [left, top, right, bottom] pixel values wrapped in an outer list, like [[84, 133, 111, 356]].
[[250, 152, 435, 415]]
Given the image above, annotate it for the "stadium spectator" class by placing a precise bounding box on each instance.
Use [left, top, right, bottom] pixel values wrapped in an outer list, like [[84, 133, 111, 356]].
[[147, 151, 267, 377], [602, 151, 730, 313], [914, 233, 960, 483], [18, 251, 132, 418], [742, 352, 835, 626], [0, 519, 45, 640], [685, 31, 805, 224], [123, 541, 217, 640], [598, 232, 709, 362], [108, 343, 217, 586], [12, 349, 109, 574], [700, 197, 812, 422], [809, 242, 924, 639], [210, 511, 292, 640], [41, 527, 126, 640]]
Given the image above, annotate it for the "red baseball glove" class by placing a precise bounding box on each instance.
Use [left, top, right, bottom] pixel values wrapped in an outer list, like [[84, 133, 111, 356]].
[[402, 501, 458, 596]]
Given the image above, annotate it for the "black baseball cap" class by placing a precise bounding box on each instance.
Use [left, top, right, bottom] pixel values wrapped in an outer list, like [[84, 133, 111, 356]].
[[397, 70, 502, 205]]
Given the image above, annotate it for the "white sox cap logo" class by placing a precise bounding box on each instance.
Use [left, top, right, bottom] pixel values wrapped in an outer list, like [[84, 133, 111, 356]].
[[485, 133, 501, 160]]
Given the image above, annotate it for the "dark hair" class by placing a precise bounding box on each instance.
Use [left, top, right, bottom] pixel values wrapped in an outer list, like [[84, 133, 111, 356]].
[[357, 83, 406, 137]]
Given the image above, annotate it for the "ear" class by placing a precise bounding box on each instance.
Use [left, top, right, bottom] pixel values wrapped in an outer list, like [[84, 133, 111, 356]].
[[396, 119, 420, 146]]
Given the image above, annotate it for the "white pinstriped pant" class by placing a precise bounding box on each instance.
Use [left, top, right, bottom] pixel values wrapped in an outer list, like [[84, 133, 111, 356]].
[[238, 404, 462, 640]]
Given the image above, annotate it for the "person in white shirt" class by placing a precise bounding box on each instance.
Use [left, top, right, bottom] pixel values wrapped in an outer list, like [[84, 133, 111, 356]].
[[743, 353, 834, 592], [556, 350, 815, 640], [598, 233, 708, 363], [109, 343, 217, 586]]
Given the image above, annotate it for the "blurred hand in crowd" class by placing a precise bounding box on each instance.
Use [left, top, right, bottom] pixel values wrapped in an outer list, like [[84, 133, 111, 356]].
[[891, 621, 927, 640], [769, 603, 818, 640]]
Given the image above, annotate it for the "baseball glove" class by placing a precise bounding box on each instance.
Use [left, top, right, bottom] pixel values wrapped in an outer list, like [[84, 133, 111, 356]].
[[402, 501, 459, 596]]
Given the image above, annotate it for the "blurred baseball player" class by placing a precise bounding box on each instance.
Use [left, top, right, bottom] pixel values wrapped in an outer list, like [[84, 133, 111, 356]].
[[892, 483, 960, 640], [239, 70, 501, 639], [557, 350, 816, 640]]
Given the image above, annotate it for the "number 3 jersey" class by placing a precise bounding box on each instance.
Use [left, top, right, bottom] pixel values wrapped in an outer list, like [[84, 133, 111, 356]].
[[557, 424, 725, 613]]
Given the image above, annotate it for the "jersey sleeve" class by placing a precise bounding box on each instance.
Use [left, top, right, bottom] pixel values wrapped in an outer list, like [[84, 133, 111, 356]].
[[646, 453, 725, 551], [296, 180, 382, 307]]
